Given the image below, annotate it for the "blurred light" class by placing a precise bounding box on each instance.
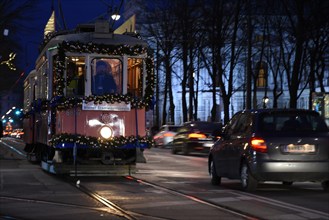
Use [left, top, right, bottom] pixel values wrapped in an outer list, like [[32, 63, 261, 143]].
[[100, 126, 113, 139], [188, 133, 206, 139], [3, 29, 9, 36], [111, 14, 120, 21], [263, 96, 269, 104], [250, 137, 267, 153], [9, 119, 13, 123], [88, 119, 104, 127]]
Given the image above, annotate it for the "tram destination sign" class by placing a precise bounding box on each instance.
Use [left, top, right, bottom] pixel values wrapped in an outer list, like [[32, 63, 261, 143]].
[[82, 102, 131, 111]]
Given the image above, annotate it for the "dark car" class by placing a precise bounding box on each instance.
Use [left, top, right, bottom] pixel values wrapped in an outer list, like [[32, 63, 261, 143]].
[[171, 121, 222, 155], [208, 109, 329, 191]]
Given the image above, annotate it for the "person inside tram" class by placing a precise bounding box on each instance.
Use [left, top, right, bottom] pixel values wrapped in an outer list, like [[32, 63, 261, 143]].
[[93, 60, 117, 95], [67, 63, 85, 96]]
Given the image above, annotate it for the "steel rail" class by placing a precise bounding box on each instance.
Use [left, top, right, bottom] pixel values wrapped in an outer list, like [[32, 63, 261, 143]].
[[127, 176, 261, 220]]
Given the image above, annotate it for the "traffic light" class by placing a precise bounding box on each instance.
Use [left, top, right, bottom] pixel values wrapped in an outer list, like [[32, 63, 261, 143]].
[[15, 110, 21, 116]]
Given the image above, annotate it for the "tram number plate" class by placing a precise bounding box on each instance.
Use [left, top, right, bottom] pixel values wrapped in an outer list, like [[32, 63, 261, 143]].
[[283, 144, 315, 153]]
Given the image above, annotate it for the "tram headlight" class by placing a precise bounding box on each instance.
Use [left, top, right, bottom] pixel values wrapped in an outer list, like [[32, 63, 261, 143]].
[[100, 126, 113, 139]]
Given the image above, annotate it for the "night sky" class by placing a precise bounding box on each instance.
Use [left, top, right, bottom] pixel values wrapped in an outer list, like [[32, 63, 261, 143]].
[[1, 0, 123, 93], [24, 0, 122, 72]]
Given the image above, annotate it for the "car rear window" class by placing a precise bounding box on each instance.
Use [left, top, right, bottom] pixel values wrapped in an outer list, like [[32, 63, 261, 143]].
[[188, 122, 220, 133], [168, 126, 180, 132], [259, 112, 328, 133]]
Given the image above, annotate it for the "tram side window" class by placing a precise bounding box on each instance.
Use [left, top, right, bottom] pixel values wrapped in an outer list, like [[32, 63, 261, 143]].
[[23, 80, 30, 111], [38, 67, 48, 99], [66, 56, 85, 96], [52, 55, 58, 97], [91, 58, 122, 96], [127, 58, 142, 97], [23, 72, 36, 112]]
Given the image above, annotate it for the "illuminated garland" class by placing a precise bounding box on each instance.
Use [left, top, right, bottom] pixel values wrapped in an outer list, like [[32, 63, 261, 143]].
[[49, 133, 155, 149], [26, 38, 155, 149], [0, 52, 16, 70], [52, 41, 154, 110]]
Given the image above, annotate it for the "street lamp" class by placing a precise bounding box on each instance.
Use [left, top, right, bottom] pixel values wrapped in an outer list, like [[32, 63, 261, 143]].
[[3, 29, 9, 36], [111, 13, 120, 21], [262, 96, 269, 109]]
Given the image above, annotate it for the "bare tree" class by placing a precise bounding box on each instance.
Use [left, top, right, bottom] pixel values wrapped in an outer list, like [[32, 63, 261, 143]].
[[173, 0, 203, 122], [305, 1, 329, 108], [200, 0, 243, 123], [280, 0, 308, 108], [0, 0, 41, 91], [143, 0, 178, 125]]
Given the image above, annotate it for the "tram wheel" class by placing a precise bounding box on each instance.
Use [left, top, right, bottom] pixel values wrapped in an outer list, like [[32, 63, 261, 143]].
[[101, 152, 114, 165]]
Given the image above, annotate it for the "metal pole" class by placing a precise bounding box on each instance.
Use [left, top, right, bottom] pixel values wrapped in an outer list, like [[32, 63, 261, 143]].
[[134, 96, 146, 163], [74, 99, 77, 177]]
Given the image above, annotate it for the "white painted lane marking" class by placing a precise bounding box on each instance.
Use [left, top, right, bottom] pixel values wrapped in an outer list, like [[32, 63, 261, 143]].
[[0, 140, 26, 157]]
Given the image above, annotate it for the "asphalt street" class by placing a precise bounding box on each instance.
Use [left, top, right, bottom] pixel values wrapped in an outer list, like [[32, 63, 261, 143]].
[[0, 138, 125, 220]]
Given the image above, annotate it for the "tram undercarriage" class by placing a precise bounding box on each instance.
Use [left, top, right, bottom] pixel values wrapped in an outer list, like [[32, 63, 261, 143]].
[[24, 142, 145, 176]]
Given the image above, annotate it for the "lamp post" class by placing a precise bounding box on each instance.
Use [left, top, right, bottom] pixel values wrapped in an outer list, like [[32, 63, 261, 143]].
[[111, 13, 121, 21], [262, 96, 269, 109], [3, 29, 9, 36]]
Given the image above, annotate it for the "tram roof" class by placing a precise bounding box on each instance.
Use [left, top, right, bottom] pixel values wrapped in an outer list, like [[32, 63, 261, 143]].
[[39, 21, 148, 58]]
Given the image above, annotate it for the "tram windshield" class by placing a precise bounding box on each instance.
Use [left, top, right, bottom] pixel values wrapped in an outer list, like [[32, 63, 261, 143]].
[[91, 58, 122, 95]]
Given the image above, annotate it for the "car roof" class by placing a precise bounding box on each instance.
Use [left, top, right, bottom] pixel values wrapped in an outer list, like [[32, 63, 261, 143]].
[[161, 124, 181, 128], [240, 108, 320, 115], [183, 121, 219, 124]]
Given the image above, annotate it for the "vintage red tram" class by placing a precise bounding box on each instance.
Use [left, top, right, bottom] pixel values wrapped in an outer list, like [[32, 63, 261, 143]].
[[23, 20, 154, 175]]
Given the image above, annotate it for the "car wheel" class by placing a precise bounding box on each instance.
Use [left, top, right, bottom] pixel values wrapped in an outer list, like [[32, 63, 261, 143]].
[[240, 161, 258, 191], [282, 181, 293, 186], [182, 144, 189, 155], [321, 180, 329, 192], [210, 160, 221, 185], [171, 146, 177, 154]]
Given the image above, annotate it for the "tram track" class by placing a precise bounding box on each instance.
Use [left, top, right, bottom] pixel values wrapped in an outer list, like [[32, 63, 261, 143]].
[[69, 173, 329, 220], [0, 138, 261, 220], [2, 139, 328, 220], [126, 176, 260, 220], [65, 174, 261, 220], [72, 180, 137, 220], [0, 195, 119, 220], [64, 177, 176, 220]]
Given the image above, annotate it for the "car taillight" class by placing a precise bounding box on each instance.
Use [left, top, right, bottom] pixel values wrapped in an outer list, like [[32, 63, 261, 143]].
[[164, 133, 175, 137], [250, 137, 267, 153], [188, 133, 206, 139]]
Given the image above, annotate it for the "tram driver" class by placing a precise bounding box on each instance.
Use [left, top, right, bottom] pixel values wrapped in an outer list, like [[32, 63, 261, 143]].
[[93, 60, 117, 95]]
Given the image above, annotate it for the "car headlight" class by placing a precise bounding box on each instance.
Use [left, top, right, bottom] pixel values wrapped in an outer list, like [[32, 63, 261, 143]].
[[100, 126, 113, 139]]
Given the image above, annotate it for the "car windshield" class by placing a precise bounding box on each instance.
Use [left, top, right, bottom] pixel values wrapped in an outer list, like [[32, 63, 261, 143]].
[[259, 111, 328, 133]]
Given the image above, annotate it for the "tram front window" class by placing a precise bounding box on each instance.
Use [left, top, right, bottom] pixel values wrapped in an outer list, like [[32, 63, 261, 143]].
[[92, 58, 122, 96], [66, 56, 85, 96]]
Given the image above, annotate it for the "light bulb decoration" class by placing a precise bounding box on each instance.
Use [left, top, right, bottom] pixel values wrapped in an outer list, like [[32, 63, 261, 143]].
[[0, 52, 16, 70]]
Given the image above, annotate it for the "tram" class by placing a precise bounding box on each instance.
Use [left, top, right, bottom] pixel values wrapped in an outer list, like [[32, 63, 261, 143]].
[[22, 20, 154, 175]]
